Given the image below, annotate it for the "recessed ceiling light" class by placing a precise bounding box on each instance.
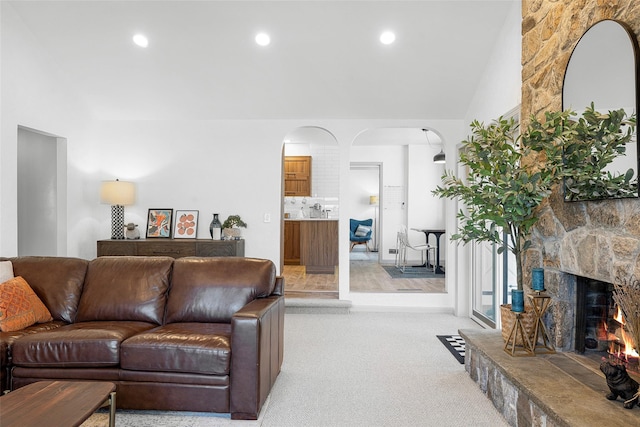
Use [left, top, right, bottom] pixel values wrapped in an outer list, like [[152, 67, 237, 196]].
[[133, 34, 149, 48], [255, 33, 271, 46], [380, 31, 396, 45]]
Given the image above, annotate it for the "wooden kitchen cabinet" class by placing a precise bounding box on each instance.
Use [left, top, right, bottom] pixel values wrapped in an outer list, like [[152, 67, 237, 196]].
[[300, 220, 338, 274], [284, 156, 311, 196], [97, 239, 244, 258], [284, 221, 301, 265]]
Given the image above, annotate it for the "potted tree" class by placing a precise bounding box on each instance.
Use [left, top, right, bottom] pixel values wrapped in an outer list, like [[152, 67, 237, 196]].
[[222, 215, 247, 240], [433, 110, 576, 340], [434, 106, 636, 345]]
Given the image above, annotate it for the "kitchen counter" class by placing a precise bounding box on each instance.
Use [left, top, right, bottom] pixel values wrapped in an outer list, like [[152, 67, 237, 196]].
[[283, 219, 338, 274], [284, 218, 338, 221]]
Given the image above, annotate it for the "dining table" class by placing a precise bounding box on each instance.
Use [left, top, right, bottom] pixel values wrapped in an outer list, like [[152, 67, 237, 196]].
[[411, 228, 445, 274]]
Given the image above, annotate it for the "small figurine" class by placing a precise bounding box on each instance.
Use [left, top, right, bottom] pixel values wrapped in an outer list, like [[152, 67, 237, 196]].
[[600, 359, 640, 409], [124, 223, 140, 240]]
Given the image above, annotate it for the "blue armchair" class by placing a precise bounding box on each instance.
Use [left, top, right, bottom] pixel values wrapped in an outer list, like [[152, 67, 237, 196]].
[[350, 218, 373, 251]]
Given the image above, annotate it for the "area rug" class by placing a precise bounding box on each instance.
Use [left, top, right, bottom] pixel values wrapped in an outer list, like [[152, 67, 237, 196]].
[[437, 335, 465, 364], [382, 264, 444, 279]]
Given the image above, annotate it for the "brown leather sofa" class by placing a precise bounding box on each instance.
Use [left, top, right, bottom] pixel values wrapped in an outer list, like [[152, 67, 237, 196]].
[[0, 255, 284, 420]]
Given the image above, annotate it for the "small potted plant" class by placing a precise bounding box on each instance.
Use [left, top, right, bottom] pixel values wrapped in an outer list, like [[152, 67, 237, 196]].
[[222, 215, 247, 240]]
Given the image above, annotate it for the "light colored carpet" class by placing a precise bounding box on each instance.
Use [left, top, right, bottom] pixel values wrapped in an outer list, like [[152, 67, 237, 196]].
[[82, 312, 508, 426]]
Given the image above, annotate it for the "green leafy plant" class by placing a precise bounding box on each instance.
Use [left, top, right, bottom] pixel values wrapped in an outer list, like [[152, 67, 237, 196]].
[[433, 110, 575, 290], [222, 215, 247, 229], [563, 103, 637, 201]]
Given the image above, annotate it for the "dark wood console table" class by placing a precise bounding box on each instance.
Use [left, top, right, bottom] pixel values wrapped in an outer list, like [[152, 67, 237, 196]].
[[97, 239, 244, 258]]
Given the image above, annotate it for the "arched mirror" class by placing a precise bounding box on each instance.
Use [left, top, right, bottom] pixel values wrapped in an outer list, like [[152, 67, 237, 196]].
[[562, 19, 639, 201]]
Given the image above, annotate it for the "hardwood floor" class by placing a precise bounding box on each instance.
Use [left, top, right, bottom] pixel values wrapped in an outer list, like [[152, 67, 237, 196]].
[[282, 265, 339, 299], [283, 249, 445, 299]]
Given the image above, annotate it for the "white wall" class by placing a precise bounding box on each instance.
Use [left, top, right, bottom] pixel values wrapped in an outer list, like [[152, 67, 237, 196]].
[[89, 120, 286, 260], [1, 2, 95, 257], [464, 1, 522, 125], [455, 0, 522, 316]]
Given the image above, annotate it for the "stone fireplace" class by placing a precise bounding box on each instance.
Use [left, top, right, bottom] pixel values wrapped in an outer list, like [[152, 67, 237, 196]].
[[520, 1, 640, 356], [527, 192, 640, 354]]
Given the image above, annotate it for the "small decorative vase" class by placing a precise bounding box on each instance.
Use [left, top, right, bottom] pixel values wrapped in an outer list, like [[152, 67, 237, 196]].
[[210, 214, 222, 240]]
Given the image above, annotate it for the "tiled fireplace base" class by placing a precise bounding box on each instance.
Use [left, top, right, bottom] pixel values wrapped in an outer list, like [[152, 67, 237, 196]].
[[460, 329, 640, 426]]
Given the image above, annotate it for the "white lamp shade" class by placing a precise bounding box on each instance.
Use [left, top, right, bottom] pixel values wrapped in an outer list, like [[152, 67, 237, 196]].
[[369, 195, 379, 205], [100, 180, 136, 206]]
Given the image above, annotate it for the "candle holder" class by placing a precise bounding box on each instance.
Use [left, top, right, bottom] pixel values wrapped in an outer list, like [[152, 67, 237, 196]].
[[504, 312, 535, 357], [528, 294, 555, 354]]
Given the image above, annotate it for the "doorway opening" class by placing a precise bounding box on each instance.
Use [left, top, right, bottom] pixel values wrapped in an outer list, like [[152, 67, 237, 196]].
[[17, 126, 67, 256], [348, 162, 381, 260], [281, 126, 339, 299], [349, 127, 446, 294]]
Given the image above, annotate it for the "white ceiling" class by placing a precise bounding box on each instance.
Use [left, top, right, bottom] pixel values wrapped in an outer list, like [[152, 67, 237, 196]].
[[7, 0, 516, 122]]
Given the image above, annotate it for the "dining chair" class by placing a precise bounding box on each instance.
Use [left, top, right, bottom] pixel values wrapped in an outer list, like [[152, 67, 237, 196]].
[[395, 225, 436, 273]]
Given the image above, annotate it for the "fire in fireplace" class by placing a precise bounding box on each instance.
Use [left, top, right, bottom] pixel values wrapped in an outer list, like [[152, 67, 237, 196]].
[[575, 276, 639, 373]]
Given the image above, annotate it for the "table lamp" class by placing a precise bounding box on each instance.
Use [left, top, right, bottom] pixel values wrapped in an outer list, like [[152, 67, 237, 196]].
[[100, 179, 136, 239]]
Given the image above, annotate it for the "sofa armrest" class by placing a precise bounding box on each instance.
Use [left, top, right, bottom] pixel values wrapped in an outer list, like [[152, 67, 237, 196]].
[[272, 276, 284, 296], [230, 295, 285, 420]]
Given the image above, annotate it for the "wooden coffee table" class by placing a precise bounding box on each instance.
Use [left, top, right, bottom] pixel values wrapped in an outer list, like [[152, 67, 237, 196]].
[[0, 380, 116, 427]]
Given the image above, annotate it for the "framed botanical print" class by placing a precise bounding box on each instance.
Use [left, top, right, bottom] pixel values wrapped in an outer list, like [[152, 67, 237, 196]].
[[146, 209, 173, 238], [174, 210, 199, 239]]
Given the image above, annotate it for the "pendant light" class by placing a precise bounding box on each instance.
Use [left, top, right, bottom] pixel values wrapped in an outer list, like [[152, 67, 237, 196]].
[[422, 129, 446, 164]]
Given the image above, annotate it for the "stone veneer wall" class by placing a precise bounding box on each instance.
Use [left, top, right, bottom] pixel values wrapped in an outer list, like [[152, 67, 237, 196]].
[[521, 0, 640, 351]]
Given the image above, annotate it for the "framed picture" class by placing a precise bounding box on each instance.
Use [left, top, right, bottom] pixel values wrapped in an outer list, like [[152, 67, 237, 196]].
[[146, 209, 173, 238], [174, 210, 199, 239]]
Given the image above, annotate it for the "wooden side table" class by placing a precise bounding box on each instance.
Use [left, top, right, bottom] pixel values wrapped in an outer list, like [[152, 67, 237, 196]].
[[503, 312, 535, 357], [528, 293, 556, 354]]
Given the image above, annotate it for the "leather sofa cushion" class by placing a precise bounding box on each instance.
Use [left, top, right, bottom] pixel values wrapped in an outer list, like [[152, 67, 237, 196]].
[[121, 323, 231, 375], [166, 257, 276, 323], [76, 257, 173, 324], [0, 321, 65, 368], [10, 257, 88, 323], [11, 321, 155, 367]]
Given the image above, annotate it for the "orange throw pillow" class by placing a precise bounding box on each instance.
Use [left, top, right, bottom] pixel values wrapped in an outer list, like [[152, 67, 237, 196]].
[[0, 276, 53, 332]]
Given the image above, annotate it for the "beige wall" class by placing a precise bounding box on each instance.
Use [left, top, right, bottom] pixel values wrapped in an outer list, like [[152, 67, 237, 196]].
[[523, 0, 640, 350]]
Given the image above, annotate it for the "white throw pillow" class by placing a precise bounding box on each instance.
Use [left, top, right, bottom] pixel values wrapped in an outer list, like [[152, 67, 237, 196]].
[[0, 261, 14, 282], [354, 225, 371, 237]]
